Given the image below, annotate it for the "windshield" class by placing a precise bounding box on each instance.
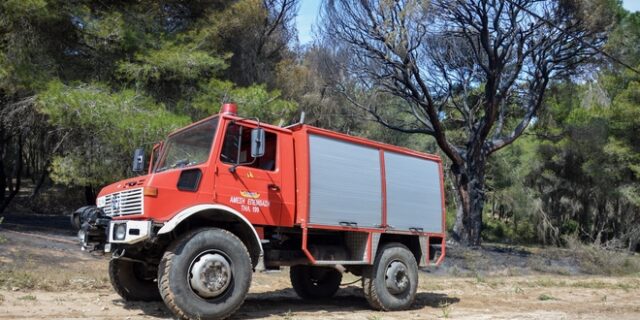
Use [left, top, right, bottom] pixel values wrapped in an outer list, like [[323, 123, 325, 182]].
[[155, 117, 219, 172]]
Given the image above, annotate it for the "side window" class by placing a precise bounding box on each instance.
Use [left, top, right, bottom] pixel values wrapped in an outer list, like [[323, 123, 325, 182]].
[[220, 123, 277, 171]]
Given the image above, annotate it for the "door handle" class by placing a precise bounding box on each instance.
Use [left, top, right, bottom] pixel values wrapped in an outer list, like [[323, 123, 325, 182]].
[[339, 221, 358, 228], [268, 184, 280, 192]]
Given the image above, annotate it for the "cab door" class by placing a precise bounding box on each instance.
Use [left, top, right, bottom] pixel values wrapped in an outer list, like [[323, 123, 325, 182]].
[[213, 122, 283, 226]]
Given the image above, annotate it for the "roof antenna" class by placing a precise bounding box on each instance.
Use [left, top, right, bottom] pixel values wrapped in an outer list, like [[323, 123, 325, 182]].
[[284, 111, 306, 129]]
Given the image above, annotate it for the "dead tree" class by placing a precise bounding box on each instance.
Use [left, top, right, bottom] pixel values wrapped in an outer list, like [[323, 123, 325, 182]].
[[322, 0, 610, 245]]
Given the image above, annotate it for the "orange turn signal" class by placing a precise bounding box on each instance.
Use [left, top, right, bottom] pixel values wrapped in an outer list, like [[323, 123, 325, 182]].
[[143, 187, 158, 197]]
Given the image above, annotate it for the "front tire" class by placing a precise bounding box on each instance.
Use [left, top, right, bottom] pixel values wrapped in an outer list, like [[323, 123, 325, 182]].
[[158, 228, 252, 320], [290, 265, 342, 299], [363, 243, 418, 311], [109, 259, 162, 301]]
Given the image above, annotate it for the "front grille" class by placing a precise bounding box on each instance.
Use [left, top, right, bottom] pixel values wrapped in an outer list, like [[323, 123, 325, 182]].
[[100, 188, 144, 217]]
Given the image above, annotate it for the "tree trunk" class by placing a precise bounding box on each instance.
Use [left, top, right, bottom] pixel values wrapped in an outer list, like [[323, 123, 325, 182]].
[[451, 161, 486, 247], [0, 135, 23, 214], [84, 186, 96, 205], [0, 128, 6, 203], [30, 164, 49, 200]]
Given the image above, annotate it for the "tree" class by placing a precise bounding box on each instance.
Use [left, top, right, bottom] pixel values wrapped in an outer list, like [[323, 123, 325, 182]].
[[200, 0, 300, 87], [0, 0, 299, 209], [524, 11, 640, 251], [322, 0, 613, 245]]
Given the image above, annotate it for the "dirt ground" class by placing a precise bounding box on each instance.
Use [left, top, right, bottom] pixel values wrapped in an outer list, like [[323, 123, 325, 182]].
[[1, 214, 640, 319]]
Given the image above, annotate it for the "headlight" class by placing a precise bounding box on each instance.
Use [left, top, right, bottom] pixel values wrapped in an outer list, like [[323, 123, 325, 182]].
[[97, 196, 106, 207], [113, 223, 127, 241]]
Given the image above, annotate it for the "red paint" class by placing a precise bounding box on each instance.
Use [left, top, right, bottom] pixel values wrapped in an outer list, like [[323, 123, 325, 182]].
[[379, 150, 387, 228], [301, 227, 316, 264], [220, 103, 238, 115], [367, 233, 373, 263], [97, 104, 446, 265], [255, 226, 265, 240]]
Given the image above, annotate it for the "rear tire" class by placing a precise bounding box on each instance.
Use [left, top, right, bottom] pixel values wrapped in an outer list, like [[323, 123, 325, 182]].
[[363, 243, 418, 311], [290, 265, 342, 299], [109, 259, 161, 301], [158, 228, 252, 320]]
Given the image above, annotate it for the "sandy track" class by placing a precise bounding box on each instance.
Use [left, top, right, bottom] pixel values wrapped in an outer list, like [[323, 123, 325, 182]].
[[2, 273, 640, 319], [1, 219, 640, 319]]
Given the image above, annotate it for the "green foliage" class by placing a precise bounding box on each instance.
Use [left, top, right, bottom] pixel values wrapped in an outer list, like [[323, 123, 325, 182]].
[[38, 80, 188, 185], [194, 79, 297, 123], [482, 136, 538, 244], [560, 220, 579, 236], [606, 12, 640, 68], [538, 293, 556, 301], [197, 0, 293, 86], [1, 0, 49, 18], [0, 0, 298, 196], [477, 6, 640, 249], [530, 65, 640, 246], [117, 45, 228, 83], [481, 215, 536, 244]]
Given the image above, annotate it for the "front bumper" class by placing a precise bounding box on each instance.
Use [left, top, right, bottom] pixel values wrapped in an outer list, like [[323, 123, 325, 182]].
[[77, 207, 153, 253], [107, 220, 152, 244]]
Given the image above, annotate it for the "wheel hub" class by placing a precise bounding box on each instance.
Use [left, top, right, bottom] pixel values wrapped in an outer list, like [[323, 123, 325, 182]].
[[385, 260, 409, 295], [189, 253, 232, 298]]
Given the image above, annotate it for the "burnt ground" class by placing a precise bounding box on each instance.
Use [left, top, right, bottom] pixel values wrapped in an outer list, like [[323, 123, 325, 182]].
[[1, 213, 640, 319], [1, 212, 73, 235]]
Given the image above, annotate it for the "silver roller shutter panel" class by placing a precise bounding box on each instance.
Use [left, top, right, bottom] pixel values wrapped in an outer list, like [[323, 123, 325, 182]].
[[308, 135, 382, 227], [384, 152, 443, 232]]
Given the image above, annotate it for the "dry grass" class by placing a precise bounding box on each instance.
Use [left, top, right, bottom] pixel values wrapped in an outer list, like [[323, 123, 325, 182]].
[[17, 294, 37, 301], [439, 301, 452, 318], [0, 232, 109, 292], [0, 266, 110, 292], [0, 217, 6, 244], [538, 293, 557, 301], [562, 237, 640, 276], [512, 277, 640, 291]]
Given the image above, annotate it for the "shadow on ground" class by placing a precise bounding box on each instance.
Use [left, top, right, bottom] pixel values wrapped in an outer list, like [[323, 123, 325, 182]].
[[116, 286, 460, 319]]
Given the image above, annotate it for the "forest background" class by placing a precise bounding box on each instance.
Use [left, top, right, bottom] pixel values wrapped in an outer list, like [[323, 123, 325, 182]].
[[1, 0, 639, 251]]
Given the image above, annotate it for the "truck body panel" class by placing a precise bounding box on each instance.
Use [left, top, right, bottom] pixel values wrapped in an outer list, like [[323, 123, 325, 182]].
[[291, 125, 445, 235], [384, 151, 444, 233], [308, 134, 383, 228]]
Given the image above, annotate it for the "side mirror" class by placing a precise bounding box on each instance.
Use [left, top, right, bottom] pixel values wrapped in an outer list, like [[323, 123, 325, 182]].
[[132, 148, 145, 172], [250, 128, 265, 158]]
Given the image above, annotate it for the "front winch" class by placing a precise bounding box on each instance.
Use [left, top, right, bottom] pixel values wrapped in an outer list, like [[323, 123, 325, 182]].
[[74, 206, 111, 253]]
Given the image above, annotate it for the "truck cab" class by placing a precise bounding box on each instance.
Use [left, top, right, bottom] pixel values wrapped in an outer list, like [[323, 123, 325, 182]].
[[76, 103, 446, 320]]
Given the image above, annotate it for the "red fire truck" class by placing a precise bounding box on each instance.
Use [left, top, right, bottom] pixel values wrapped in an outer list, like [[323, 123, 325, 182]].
[[76, 103, 446, 320]]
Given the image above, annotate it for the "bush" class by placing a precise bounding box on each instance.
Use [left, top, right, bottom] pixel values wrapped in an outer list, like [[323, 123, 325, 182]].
[[560, 220, 579, 236], [481, 215, 536, 244], [564, 236, 640, 276]]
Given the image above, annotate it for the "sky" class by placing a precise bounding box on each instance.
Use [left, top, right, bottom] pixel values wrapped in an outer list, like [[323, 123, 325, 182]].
[[296, 1, 322, 45], [295, 0, 640, 45], [623, 0, 640, 12]]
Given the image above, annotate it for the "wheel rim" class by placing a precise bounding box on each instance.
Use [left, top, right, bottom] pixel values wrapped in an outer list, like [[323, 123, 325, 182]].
[[188, 251, 233, 299], [384, 260, 409, 295]]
